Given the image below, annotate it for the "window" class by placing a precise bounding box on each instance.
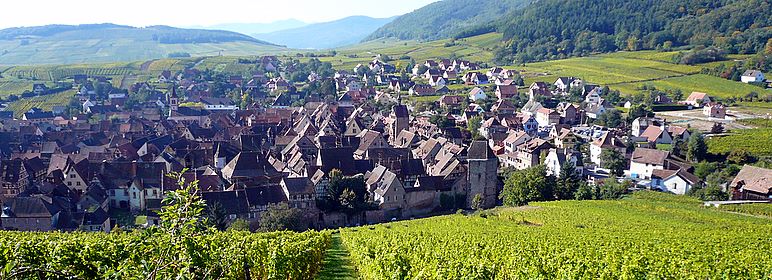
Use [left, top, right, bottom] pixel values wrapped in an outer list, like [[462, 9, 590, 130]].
[[76, 182, 81, 186], [69, 174, 76, 178], [67, 182, 72, 186]]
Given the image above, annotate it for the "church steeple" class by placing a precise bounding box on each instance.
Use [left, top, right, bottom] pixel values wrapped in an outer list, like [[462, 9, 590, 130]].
[[169, 86, 179, 112]]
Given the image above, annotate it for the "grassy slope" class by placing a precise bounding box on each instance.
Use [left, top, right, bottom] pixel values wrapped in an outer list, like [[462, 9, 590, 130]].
[[0, 39, 287, 65], [340, 192, 772, 279]]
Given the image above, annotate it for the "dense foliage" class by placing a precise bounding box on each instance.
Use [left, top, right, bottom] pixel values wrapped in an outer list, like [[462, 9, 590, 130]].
[[0, 230, 330, 279], [341, 192, 772, 279], [494, 0, 772, 63], [366, 0, 530, 41]]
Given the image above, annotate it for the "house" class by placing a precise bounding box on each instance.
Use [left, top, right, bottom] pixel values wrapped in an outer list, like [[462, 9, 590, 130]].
[[438, 95, 465, 109], [741, 70, 765, 84], [529, 82, 552, 98], [629, 148, 670, 179], [503, 131, 532, 153], [463, 72, 488, 85], [554, 77, 576, 93], [703, 103, 726, 119], [651, 169, 700, 195], [639, 123, 673, 144], [198, 97, 239, 111], [491, 100, 517, 115], [32, 83, 48, 95], [590, 132, 626, 166], [468, 87, 487, 101], [536, 108, 561, 127], [429, 76, 446, 87], [1, 195, 77, 231], [729, 165, 772, 200], [496, 85, 518, 100], [544, 148, 583, 177], [515, 139, 553, 170], [584, 103, 607, 119], [683, 92, 712, 107], [409, 84, 436, 96], [280, 177, 316, 210]]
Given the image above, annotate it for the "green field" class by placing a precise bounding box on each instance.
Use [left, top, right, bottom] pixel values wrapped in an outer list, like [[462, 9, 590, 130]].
[[0, 39, 288, 65], [5, 90, 75, 117], [720, 203, 772, 218], [340, 192, 772, 279], [708, 128, 772, 156]]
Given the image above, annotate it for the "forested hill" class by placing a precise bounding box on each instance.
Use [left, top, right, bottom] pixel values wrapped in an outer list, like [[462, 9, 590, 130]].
[[0, 24, 287, 65], [0, 24, 276, 45], [364, 0, 532, 41], [494, 0, 772, 63]]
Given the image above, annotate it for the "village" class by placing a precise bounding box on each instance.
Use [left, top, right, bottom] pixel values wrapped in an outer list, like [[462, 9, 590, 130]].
[[0, 54, 770, 232]]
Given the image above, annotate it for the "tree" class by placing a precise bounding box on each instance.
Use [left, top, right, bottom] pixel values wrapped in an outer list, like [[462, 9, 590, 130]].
[[600, 149, 626, 177], [766, 38, 772, 55], [688, 173, 729, 201], [205, 201, 228, 231], [228, 219, 251, 232], [471, 194, 483, 211], [597, 109, 622, 128], [597, 180, 631, 200], [467, 115, 483, 140], [554, 163, 580, 200], [500, 165, 555, 206], [574, 182, 595, 200], [671, 136, 685, 157], [258, 203, 306, 232], [687, 131, 707, 162], [728, 149, 753, 164], [626, 104, 653, 123]]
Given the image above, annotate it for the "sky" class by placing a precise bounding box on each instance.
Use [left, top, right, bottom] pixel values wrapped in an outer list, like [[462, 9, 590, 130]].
[[0, 0, 440, 29]]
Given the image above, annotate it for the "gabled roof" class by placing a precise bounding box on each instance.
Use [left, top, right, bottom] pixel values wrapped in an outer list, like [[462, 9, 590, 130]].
[[631, 148, 669, 165], [730, 165, 772, 194], [467, 141, 496, 160]]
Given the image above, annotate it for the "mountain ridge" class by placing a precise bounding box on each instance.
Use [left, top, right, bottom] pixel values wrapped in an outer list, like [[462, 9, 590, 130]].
[[253, 16, 396, 49]]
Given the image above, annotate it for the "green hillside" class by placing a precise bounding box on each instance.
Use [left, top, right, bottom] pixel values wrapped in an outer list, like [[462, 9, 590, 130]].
[[0, 24, 288, 65], [340, 192, 772, 279], [494, 0, 771, 63], [365, 0, 530, 41]]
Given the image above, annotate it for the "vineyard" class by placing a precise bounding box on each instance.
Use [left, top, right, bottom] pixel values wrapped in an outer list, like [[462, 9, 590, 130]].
[[720, 203, 772, 218], [340, 192, 772, 279], [0, 230, 331, 279], [4, 90, 75, 117], [707, 128, 772, 156]]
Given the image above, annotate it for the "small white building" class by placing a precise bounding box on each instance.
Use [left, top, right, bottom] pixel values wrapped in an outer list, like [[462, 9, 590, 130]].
[[651, 169, 700, 195], [741, 70, 765, 84], [468, 87, 487, 102]]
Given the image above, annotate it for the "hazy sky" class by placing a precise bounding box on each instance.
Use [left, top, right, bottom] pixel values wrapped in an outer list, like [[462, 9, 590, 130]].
[[0, 0, 439, 29]]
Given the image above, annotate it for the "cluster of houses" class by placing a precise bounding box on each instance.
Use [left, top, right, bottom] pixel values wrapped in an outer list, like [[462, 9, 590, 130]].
[[0, 55, 769, 232]]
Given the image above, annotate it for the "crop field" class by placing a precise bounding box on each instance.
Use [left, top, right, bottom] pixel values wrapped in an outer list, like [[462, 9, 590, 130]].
[[707, 128, 772, 156], [0, 230, 330, 279], [340, 192, 772, 279], [612, 74, 769, 99], [4, 90, 75, 117], [720, 203, 772, 218], [519, 56, 700, 86]]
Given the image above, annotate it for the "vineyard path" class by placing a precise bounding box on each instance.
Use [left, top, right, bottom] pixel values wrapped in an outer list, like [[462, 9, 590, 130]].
[[317, 234, 358, 280]]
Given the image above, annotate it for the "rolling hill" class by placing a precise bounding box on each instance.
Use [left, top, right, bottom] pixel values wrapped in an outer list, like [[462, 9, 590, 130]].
[[193, 19, 309, 35], [0, 24, 287, 65], [365, 0, 531, 41], [253, 16, 396, 49], [493, 0, 772, 63]]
